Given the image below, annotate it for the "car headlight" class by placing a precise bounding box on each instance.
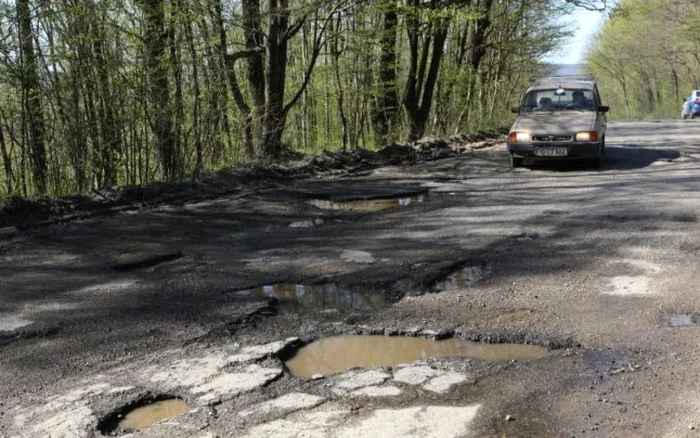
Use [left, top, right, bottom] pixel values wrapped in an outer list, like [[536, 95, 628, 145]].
[[575, 132, 598, 142], [508, 132, 530, 143]]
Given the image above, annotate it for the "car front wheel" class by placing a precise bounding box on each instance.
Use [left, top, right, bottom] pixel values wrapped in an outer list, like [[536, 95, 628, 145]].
[[511, 156, 524, 168]]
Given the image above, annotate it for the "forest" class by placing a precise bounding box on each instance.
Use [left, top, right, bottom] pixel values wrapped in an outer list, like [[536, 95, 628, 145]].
[[588, 0, 700, 120], [0, 0, 600, 197]]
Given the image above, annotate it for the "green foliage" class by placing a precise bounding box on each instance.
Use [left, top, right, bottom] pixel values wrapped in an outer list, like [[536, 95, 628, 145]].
[[588, 0, 700, 120], [0, 0, 575, 197]]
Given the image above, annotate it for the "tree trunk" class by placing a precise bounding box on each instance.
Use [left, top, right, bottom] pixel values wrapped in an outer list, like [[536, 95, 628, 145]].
[[0, 113, 12, 194], [373, 1, 399, 147], [403, 0, 449, 142], [261, 0, 291, 158], [17, 0, 48, 193], [243, 0, 266, 156], [139, 0, 177, 180]]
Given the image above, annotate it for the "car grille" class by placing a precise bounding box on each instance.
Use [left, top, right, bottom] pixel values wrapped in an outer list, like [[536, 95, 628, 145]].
[[531, 135, 572, 142]]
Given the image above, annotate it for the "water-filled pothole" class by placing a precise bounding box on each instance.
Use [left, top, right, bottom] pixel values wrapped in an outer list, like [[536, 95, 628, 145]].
[[435, 264, 490, 290], [98, 396, 190, 435], [229, 283, 386, 313], [284, 335, 551, 378], [663, 313, 697, 327], [309, 195, 425, 212], [112, 251, 183, 272]]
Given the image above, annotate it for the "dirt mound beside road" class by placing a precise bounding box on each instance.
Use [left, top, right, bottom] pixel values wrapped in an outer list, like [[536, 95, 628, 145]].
[[0, 131, 505, 229]]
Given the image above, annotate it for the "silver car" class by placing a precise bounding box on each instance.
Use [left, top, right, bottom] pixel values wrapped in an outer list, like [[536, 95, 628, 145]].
[[507, 76, 609, 168]]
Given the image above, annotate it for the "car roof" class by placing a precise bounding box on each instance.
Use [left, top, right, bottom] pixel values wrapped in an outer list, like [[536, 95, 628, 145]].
[[527, 76, 596, 92]]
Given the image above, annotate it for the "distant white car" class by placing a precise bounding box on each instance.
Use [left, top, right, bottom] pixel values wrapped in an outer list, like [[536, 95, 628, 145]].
[[681, 90, 700, 119]]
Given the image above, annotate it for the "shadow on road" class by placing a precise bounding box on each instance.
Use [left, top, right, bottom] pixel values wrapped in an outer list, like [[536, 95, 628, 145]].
[[527, 145, 681, 172]]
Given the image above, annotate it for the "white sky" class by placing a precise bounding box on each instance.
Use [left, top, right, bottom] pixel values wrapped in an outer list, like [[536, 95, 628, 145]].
[[544, 7, 610, 64]]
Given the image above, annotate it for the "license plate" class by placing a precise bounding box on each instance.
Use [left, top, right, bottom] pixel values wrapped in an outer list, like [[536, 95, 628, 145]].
[[534, 147, 568, 157]]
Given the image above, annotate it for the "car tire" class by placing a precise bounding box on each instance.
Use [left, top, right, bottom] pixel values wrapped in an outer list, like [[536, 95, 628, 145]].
[[589, 157, 601, 168], [683, 112, 689, 120], [511, 156, 524, 168], [601, 136, 606, 154]]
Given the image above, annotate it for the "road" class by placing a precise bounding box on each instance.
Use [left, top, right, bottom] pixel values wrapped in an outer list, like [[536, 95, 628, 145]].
[[2, 120, 700, 437]]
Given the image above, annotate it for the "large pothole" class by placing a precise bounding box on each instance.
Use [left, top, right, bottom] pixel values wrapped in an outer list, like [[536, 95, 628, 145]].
[[97, 395, 191, 435], [228, 283, 386, 313], [309, 194, 426, 212], [283, 335, 551, 378]]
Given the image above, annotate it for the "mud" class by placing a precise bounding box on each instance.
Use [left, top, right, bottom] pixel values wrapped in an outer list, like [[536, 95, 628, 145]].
[[284, 335, 551, 378], [97, 396, 190, 435]]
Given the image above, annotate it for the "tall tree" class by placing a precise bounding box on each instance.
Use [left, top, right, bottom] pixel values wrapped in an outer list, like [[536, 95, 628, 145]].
[[17, 0, 47, 193], [138, 0, 178, 180], [373, 0, 399, 146], [403, 0, 450, 141]]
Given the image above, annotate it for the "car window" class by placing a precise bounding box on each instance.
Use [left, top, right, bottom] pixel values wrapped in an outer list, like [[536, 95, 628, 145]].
[[522, 89, 597, 112]]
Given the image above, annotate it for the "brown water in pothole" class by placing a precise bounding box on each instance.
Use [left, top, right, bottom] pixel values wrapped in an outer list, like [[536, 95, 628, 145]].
[[436, 265, 490, 290], [309, 195, 425, 212], [285, 335, 551, 378], [230, 283, 385, 313], [118, 399, 190, 431]]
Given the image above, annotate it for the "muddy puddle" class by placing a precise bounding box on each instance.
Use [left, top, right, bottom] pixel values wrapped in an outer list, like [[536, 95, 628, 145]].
[[229, 283, 385, 313], [285, 335, 551, 378], [663, 313, 696, 327], [309, 195, 425, 212], [99, 398, 190, 434], [435, 265, 490, 290]]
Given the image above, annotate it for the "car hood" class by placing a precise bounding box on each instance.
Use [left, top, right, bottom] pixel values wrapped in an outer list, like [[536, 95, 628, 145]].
[[512, 111, 596, 134]]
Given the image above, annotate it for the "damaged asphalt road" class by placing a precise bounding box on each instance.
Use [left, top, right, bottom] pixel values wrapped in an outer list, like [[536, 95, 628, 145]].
[[3, 120, 700, 437]]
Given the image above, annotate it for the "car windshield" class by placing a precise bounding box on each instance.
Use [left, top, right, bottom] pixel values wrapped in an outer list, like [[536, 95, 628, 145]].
[[521, 88, 596, 112]]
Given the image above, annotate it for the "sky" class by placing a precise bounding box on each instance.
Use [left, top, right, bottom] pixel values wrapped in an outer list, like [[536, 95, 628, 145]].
[[544, 7, 610, 65]]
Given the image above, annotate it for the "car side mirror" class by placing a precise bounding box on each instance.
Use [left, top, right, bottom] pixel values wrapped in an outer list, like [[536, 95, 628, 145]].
[[598, 105, 610, 113], [511, 106, 520, 114]]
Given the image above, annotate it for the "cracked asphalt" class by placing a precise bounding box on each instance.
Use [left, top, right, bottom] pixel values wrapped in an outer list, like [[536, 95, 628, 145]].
[[3, 120, 700, 437]]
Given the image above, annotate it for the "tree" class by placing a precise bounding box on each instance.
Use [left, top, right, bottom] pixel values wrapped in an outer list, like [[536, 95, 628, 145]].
[[17, 0, 47, 193], [138, 0, 179, 180]]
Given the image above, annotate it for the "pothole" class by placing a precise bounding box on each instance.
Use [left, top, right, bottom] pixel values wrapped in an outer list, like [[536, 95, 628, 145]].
[[97, 396, 190, 435], [663, 313, 697, 327], [309, 195, 425, 212], [283, 335, 551, 378], [111, 251, 183, 272], [435, 264, 490, 291], [228, 283, 386, 313]]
